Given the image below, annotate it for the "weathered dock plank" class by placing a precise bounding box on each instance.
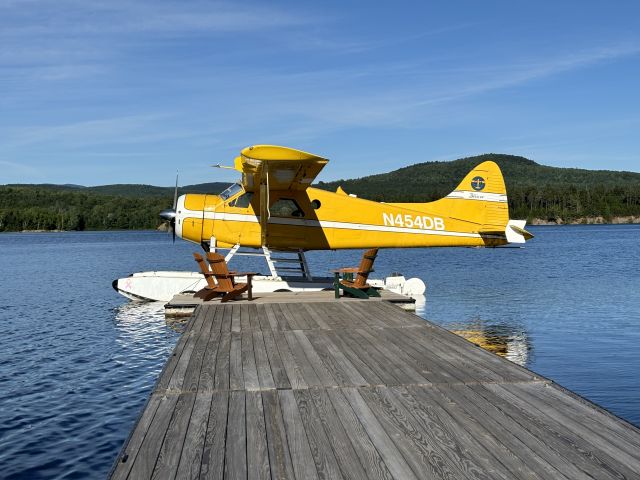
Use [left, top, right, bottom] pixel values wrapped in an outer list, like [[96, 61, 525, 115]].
[[111, 296, 640, 479]]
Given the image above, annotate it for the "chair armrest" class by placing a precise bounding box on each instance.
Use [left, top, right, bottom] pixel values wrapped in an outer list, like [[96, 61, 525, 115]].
[[332, 267, 360, 273]]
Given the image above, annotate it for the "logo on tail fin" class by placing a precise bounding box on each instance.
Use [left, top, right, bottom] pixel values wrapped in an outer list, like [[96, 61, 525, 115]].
[[471, 176, 485, 191]]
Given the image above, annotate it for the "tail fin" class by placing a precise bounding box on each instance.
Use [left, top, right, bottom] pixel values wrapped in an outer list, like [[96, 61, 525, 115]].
[[443, 161, 509, 230], [387, 160, 533, 244], [428, 161, 532, 243]]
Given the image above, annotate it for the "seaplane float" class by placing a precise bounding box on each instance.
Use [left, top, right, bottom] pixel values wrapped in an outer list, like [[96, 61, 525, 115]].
[[113, 145, 533, 303]]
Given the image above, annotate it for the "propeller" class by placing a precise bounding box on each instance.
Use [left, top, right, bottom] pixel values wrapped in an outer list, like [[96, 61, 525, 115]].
[[159, 172, 178, 243]]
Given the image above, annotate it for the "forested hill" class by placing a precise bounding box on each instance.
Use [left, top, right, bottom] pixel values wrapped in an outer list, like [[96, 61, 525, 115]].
[[315, 154, 640, 222], [2, 154, 640, 231], [0, 182, 228, 231], [3, 182, 229, 197]]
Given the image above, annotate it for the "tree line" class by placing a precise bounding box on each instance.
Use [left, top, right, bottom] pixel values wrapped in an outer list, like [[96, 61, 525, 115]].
[[0, 187, 172, 231], [3, 153, 640, 232]]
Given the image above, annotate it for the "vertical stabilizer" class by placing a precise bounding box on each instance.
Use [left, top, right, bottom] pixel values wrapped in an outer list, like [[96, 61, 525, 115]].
[[438, 161, 509, 230]]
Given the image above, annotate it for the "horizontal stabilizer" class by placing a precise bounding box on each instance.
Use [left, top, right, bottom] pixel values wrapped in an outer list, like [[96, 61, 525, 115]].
[[479, 220, 533, 244], [506, 220, 533, 243], [510, 223, 534, 240]]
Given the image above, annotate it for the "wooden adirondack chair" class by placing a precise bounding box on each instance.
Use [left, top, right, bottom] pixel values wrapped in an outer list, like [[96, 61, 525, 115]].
[[333, 248, 381, 299], [193, 252, 256, 302]]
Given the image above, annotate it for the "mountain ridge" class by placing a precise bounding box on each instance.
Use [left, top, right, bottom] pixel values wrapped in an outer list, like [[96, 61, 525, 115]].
[[2, 153, 640, 231]]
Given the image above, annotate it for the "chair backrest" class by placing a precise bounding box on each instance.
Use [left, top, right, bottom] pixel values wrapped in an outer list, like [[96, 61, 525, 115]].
[[193, 252, 217, 288], [206, 252, 235, 291], [354, 248, 378, 287]]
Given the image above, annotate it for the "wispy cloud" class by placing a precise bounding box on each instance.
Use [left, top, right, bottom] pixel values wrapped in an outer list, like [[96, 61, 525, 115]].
[[4, 114, 168, 147], [0, 1, 309, 38], [191, 42, 640, 136], [420, 43, 640, 104], [0, 1, 321, 88]]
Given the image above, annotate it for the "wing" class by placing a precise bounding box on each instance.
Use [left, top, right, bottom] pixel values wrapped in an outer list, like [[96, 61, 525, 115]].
[[234, 145, 328, 246], [235, 145, 328, 192]]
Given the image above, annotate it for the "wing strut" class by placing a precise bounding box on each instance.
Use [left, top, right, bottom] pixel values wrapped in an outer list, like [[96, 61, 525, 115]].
[[259, 164, 270, 246]]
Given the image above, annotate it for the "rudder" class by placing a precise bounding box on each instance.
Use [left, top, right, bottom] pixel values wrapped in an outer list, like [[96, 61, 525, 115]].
[[438, 161, 509, 230]]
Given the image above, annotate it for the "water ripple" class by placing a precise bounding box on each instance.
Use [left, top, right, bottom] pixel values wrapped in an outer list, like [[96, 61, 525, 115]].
[[0, 228, 639, 477]]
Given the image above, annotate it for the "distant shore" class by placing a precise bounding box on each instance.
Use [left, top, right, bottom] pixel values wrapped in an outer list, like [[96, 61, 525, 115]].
[[529, 216, 640, 225]]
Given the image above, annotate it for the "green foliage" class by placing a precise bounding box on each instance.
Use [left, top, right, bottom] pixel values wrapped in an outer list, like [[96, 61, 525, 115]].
[[0, 186, 175, 231], [3, 155, 640, 231], [315, 154, 640, 222], [5, 182, 229, 197], [0, 181, 231, 231]]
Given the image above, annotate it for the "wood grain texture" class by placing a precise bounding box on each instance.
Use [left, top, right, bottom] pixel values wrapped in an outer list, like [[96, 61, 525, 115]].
[[214, 331, 231, 391], [225, 390, 247, 480], [340, 387, 418, 480], [229, 332, 244, 391], [262, 390, 295, 480], [200, 391, 229, 480], [279, 389, 320, 480], [198, 306, 224, 392], [241, 330, 260, 391], [125, 393, 179, 480], [359, 386, 463, 480], [110, 393, 163, 480], [111, 298, 640, 480], [252, 331, 276, 390], [307, 388, 371, 480], [246, 391, 270, 480], [174, 392, 212, 480], [293, 389, 344, 480], [261, 329, 290, 389], [152, 392, 197, 480], [324, 388, 395, 480]]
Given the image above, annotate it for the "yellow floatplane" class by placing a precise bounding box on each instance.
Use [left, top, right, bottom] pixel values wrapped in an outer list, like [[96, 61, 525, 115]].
[[114, 145, 532, 302], [167, 145, 532, 252]]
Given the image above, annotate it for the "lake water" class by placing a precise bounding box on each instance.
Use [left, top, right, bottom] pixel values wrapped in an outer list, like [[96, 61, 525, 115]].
[[0, 225, 639, 478]]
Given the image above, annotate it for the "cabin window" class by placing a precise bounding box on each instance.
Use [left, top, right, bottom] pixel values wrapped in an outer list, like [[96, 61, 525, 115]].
[[229, 192, 253, 208], [311, 199, 321, 209], [219, 183, 243, 200], [270, 198, 304, 217]]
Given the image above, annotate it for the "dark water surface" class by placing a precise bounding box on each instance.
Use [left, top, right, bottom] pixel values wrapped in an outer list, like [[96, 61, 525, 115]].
[[0, 226, 639, 478]]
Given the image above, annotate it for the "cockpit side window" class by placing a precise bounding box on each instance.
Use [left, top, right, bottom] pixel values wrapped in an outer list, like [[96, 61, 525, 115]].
[[270, 198, 304, 217], [229, 192, 253, 208], [219, 183, 243, 201]]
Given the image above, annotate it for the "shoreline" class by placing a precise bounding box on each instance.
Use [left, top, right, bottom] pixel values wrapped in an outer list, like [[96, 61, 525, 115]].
[[529, 215, 640, 225]]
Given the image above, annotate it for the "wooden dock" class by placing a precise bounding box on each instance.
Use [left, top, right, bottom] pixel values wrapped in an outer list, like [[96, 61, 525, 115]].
[[111, 295, 640, 479]]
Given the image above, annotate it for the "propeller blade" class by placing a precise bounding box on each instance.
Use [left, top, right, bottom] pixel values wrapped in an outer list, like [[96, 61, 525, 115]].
[[159, 208, 176, 221], [172, 220, 176, 243], [173, 171, 179, 209]]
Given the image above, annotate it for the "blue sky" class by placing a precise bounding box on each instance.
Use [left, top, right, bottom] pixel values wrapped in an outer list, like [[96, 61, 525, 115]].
[[1, 0, 639, 186]]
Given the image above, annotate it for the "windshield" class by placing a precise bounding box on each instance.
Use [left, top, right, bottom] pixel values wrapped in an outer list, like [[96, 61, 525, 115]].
[[219, 183, 243, 200]]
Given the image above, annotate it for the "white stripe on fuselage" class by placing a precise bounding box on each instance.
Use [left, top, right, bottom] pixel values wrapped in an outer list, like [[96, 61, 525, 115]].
[[445, 190, 507, 202], [177, 208, 498, 239]]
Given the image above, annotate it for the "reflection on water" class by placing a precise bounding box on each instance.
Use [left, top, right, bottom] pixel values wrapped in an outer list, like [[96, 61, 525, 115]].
[[446, 319, 530, 367], [411, 295, 530, 366], [114, 300, 188, 338], [114, 301, 165, 327]]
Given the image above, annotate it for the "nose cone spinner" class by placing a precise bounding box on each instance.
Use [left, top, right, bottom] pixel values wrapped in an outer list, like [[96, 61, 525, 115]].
[[159, 208, 176, 221]]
